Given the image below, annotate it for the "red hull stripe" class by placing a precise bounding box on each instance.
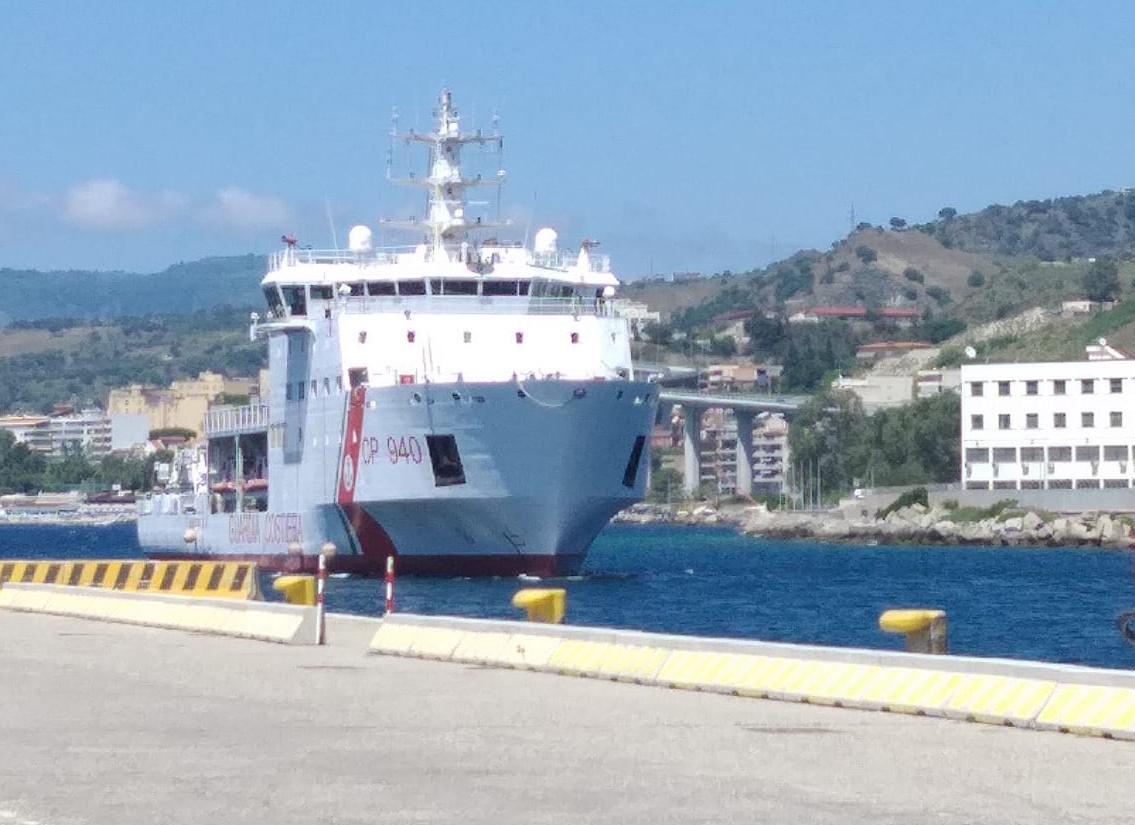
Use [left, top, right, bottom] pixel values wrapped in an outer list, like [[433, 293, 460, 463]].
[[336, 386, 367, 504]]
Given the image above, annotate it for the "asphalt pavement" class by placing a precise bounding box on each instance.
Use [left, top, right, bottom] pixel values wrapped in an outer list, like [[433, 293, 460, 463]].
[[0, 611, 1132, 825]]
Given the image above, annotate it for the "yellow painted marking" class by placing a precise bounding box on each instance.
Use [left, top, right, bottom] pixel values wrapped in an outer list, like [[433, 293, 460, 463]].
[[945, 674, 1055, 724]]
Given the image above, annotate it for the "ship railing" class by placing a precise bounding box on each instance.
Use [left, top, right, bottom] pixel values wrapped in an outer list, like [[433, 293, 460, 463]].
[[338, 295, 618, 318], [204, 404, 270, 436], [269, 245, 612, 274]]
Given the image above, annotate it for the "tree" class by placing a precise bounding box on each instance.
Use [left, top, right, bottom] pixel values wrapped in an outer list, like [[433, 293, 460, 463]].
[[967, 270, 986, 287], [855, 245, 877, 264], [1083, 257, 1121, 302], [889, 217, 907, 230], [938, 207, 957, 220], [0, 431, 47, 494]]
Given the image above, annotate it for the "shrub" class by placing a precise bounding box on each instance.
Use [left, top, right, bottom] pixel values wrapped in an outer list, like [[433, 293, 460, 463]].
[[877, 487, 928, 519], [903, 267, 925, 283], [855, 245, 878, 264], [967, 270, 986, 287]]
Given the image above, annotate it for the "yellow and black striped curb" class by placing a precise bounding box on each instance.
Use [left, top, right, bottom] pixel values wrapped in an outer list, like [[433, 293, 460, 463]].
[[0, 560, 258, 599], [370, 613, 1135, 741]]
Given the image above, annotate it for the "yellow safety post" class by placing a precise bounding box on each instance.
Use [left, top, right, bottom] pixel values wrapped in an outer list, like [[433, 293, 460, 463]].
[[511, 588, 566, 624], [879, 609, 948, 654], [272, 575, 316, 606]]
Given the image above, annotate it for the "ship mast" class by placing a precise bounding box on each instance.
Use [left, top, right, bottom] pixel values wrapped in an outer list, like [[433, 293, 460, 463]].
[[384, 89, 507, 259]]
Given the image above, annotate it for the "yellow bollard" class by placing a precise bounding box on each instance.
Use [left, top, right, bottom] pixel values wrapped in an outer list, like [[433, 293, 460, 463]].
[[511, 588, 566, 624], [879, 609, 947, 654], [273, 575, 316, 606]]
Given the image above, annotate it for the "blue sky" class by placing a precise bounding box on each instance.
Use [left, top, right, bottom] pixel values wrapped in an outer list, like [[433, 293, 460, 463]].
[[2, 1, 1134, 279]]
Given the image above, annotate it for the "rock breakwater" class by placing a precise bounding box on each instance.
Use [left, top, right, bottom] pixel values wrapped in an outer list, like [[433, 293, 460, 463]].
[[615, 502, 1135, 548]]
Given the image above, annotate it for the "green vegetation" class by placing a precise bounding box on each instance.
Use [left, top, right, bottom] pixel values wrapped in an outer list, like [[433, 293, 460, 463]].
[[0, 430, 158, 494], [877, 487, 928, 519], [939, 498, 1017, 523], [0, 255, 265, 326], [0, 307, 264, 414], [788, 390, 961, 500]]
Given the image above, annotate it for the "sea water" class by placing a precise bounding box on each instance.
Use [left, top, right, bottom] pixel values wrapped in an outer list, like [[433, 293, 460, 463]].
[[2, 521, 1135, 670]]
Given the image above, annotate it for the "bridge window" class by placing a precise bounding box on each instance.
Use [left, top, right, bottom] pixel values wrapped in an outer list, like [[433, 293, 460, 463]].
[[367, 281, 396, 296], [340, 282, 365, 297], [263, 286, 284, 317], [482, 280, 521, 297], [396, 279, 426, 296], [310, 285, 334, 301], [281, 286, 306, 317]]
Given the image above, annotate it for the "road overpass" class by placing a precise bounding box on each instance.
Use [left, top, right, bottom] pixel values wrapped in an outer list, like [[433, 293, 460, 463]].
[[656, 389, 808, 497]]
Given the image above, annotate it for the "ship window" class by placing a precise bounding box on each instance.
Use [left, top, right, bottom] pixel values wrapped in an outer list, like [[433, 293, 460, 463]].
[[446, 279, 479, 296], [323, 378, 331, 395], [429, 278, 443, 295], [263, 286, 284, 317], [396, 279, 426, 296], [518, 281, 530, 295], [311, 379, 318, 397], [298, 381, 306, 400], [425, 434, 466, 486], [311, 284, 334, 300], [281, 286, 307, 317], [286, 383, 294, 401], [336, 376, 343, 392], [482, 280, 519, 297], [341, 282, 365, 297], [515, 332, 524, 344], [348, 368, 368, 388], [367, 281, 396, 296], [622, 435, 646, 488]]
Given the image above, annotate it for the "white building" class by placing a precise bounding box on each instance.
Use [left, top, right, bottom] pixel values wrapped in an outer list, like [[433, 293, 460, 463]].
[[960, 346, 1135, 491]]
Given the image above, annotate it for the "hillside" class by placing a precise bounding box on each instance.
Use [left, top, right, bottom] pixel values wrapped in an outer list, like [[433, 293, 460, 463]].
[[0, 255, 266, 326]]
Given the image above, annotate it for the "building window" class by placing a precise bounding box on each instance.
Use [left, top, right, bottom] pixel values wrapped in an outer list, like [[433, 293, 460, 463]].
[[998, 381, 1011, 396], [970, 382, 983, 397], [1053, 379, 1066, 395], [998, 414, 1011, 429], [965, 448, 990, 463], [970, 415, 984, 430], [1082, 379, 1094, 394], [1021, 447, 1044, 462], [1054, 412, 1066, 428], [992, 447, 1017, 463], [1104, 445, 1128, 461], [1111, 378, 1124, 393], [1026, 413, 1038, 429], [1105, 479, 1130, 489], [1048, 479, 1072, 489], [1076, 445, 1100, 462], [1048, 446, 1071, 462], [1076, 479, 1102, 489], [1082, 412, 1095, 428], [1112, 411, 1123, 427], [1026, 380, 1038, 396]]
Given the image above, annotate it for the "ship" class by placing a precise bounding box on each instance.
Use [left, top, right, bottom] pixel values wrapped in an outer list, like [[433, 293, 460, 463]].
[[136, 89, 659, 577]]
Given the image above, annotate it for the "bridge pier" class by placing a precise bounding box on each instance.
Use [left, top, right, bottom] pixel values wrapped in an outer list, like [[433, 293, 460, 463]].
[[735, 411, 754, 497], [682, 406, 702, 496]]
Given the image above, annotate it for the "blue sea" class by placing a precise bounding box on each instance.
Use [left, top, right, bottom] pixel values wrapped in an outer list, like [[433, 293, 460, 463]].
[[3, 521, 1135, 671]]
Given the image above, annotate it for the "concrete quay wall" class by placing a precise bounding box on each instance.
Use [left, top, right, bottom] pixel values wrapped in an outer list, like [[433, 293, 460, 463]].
[[371, 612, 1135, 740]]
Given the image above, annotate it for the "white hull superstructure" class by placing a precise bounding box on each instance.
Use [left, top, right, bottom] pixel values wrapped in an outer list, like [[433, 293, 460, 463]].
[[137, 90, 658, 576]]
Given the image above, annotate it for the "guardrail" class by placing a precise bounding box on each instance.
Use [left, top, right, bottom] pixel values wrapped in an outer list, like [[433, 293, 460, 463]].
[[0, 560, 259, 600]]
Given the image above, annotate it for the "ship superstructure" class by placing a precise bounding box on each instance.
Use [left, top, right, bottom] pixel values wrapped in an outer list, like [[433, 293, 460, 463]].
[[137, 90, 658, 576]]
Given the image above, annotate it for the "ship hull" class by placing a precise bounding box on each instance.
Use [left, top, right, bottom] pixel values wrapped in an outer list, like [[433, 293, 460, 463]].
[[137, 379, 658, 577]]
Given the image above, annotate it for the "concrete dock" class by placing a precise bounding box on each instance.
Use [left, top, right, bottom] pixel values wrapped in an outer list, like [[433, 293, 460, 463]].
[[1, 611, 1132, 825]]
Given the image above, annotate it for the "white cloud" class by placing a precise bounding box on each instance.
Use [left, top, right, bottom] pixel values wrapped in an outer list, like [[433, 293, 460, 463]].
[[62, 178, 188, 230], [200, 187, 292, 232]]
